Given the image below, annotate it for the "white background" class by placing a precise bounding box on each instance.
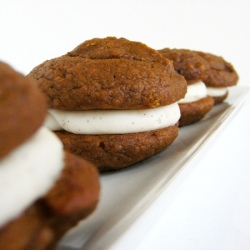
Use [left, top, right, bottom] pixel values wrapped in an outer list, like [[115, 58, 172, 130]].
[[0, 0, 250, 83], [1, 1, 250, 249]]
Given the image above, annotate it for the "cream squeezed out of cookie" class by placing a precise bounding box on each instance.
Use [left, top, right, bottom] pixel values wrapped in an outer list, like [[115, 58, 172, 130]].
[[45, 103, 180, 134], [206, 86, 228, 97], [178, 81, 207, 104], [0, 127, 64, 227]]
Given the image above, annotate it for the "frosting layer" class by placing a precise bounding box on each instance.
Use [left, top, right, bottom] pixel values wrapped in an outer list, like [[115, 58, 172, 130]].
[[207, 86, 228, 97], [178, 81, 207, 103], [45, 103, 180, 134], [0, 127, 64, 227]]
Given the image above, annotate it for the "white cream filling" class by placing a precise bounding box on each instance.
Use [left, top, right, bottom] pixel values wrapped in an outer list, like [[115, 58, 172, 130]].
[[44, 103, 180, 134], [0, 127, 64, 227], [178, 81, 207, 104], [207, 86, 228, 97]]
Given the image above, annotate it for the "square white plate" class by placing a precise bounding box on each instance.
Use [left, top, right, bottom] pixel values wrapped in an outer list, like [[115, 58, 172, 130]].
[[58, 86, 250, 250]]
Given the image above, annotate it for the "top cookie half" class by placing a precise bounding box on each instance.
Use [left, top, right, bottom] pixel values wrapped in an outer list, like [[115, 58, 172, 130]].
[[158, 48, 238, 87], [28, 37, 187, 111], [195, 51, 239, 87], [0, 62, 47, 159], [158, 48, 210, 83]]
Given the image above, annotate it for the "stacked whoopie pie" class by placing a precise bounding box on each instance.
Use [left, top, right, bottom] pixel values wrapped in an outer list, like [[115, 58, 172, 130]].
[[158, 48, 215, 127], [195, 51, 239, 104], [158, 48, 239, 126], [0, 62, 100, 250], [28, 37, 187, 171]]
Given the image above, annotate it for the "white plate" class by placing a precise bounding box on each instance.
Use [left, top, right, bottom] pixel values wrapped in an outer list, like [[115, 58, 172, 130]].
[[58, 86, 250, 250]]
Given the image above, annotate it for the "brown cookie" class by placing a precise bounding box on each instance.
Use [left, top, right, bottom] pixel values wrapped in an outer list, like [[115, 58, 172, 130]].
[[28, 37, 187, 111], [179, 96, 214, 127], [28, 56, 186, 110], [28, 37, 187, 171], [54, 125, 178, 171], [0, 151, 100, 250], [158, 48, 210, 82], [68, 36, 173, 65], [0, 61, 47, 159], [196, 51, 239, 87]]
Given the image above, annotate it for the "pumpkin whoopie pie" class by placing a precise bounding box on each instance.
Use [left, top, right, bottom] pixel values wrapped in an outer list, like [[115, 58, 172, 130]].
[[28, 37, 187, 171], [158, 48, 215, 126], [0, 61, 100, 250], [195, 51, 239, 104]]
